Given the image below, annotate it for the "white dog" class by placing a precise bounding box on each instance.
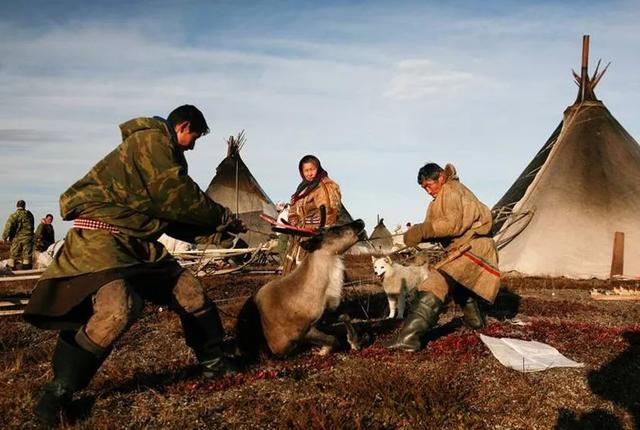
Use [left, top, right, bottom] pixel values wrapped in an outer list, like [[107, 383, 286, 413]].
[[372, 256, 429, 319]]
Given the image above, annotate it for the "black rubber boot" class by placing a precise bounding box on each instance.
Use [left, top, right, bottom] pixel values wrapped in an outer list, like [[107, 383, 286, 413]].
[[461, 297, 485, 329], [452, 288, 485, 329], [382, 292, 443, 352], [180, 306, 238, 378], [33, 331, 107, 427]]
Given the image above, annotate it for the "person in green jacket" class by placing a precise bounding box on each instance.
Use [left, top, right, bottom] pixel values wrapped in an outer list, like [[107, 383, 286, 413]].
[[24, 105, 247, 426], [2, 199, 35, 270], [34, 213, 55, 253]]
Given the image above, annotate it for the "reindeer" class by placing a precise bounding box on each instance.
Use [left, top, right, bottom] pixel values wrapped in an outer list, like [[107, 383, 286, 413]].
[[235, 219, 365, 359]]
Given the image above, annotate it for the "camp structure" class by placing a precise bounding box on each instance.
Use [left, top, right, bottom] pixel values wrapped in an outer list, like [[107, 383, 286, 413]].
[[205, 131, 278, 247], [369, 217, 394, 253], [492, 35, 640, 279]]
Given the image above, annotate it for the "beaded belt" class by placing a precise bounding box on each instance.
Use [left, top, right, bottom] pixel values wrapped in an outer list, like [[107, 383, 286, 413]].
[[73, 218, 120, 234]]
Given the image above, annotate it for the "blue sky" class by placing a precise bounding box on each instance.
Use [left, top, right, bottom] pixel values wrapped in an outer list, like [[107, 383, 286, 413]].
[[1, 0, 639, 237]]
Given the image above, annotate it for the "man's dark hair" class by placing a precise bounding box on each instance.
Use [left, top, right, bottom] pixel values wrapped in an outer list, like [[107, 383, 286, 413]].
[[16, 200, 25, 209], [167, 105, 210, 136], [417, 163, 443, 184], [45, 214, 53, 219]]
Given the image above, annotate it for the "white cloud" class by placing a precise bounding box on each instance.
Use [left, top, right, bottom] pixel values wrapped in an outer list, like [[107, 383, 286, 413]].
[[384, 59, 485, 100]]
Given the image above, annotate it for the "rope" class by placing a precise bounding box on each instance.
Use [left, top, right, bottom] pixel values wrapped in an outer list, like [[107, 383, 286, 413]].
[[493, 209, 535, 249]]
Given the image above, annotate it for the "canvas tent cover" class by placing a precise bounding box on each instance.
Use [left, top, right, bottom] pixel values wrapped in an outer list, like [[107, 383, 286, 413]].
[[494, 39, 640, 279], [205, 135, 277, 247]]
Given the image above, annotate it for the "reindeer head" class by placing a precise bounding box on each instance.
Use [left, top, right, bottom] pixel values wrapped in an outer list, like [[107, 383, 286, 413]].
[[300, 219, 365, 255]]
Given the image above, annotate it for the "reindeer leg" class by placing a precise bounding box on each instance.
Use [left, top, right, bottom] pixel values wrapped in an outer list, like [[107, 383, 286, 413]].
[[302, 326, 339, 356], [339, 314, 360, 351]]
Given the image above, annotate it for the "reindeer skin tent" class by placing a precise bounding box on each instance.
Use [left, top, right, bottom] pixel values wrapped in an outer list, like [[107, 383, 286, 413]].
[[205, 132, 277, 247], [493, 36, 640, 279], [369, 218, 394, 253]]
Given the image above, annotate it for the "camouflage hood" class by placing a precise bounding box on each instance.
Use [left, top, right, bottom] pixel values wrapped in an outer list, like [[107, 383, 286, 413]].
[[119, 116, 176, 143]]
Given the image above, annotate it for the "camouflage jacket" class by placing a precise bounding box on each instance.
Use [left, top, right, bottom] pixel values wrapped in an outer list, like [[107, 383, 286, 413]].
[[35, 222, 55, 252], [2, 208, 34, 243], [404, 164, 500, 302], [288, 176, 342, 229], [41, 117, 230, 280]]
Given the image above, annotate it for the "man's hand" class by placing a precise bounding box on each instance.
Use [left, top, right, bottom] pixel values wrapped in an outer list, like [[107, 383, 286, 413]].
[[216, 218, 248, 235]]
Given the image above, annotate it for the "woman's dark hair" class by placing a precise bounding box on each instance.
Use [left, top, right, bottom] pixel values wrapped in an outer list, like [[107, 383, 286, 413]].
[[417, 163, 443, 183], [298, 155, 322, 174], [167, 105, 210, 135]]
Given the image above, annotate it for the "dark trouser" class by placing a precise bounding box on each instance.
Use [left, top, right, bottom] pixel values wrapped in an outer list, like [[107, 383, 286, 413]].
[[34, 270, 229, 425], [9, 238, 34, 267]]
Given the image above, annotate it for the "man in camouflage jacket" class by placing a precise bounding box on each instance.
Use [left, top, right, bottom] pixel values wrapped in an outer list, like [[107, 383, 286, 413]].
[[2, 199, 35, 269], [34, 213, 55, 252], [384, 163, 500, 352], [24, 105, 246, 426]]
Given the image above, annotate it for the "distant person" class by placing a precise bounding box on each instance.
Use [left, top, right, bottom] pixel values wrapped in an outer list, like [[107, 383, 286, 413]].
[[34, 213, 55, 252], [23, 105, 246, 426], [282, 155, 342, 274], [2, 199, 35, 270], [383, 163, 500, 352]]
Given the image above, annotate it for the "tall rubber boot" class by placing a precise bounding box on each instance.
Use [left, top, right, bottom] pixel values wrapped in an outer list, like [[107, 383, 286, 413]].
[[461, 296, 485, 329], [33, 331, 108, 426], [382, 291, 443, 352], [180, 306, 238, 378], [452, 288, 485, 329]]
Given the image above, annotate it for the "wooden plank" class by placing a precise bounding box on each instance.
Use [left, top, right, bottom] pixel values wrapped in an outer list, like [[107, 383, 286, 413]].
[[0, 299, 29, 307], [610, 231, 624, 277], [10, 268, 46, 275], [174, 248, 261, 256], [0, 309, 24, 316], [0, 275, 41, 282], [591, 293, 640, 301]]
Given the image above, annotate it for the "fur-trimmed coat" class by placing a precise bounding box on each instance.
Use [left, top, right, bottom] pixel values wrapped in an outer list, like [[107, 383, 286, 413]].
[[404, 164, 500, 303], [288, 176, 342, 229], [282, 176, 342, 274]]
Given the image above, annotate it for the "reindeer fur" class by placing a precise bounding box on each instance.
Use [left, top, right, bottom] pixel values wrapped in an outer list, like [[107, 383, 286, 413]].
[[236, 220, 364, 358]]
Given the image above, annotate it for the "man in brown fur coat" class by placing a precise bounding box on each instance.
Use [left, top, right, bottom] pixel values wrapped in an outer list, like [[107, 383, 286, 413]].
[[384, 163, 500, 352]]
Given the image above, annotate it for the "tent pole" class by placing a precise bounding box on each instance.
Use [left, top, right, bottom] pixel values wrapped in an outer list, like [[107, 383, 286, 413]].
[[580, 34, 590, 102], [235, 158, 239, 217]]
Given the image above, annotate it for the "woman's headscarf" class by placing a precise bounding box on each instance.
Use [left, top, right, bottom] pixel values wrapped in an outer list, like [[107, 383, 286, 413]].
[[290, 155, 328, 204]]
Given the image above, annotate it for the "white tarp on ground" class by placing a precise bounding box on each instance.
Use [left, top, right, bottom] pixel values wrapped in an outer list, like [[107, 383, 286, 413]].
[[480, 334, 584, 373]]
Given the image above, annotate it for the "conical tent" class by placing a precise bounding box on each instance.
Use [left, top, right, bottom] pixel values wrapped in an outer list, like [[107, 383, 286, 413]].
[[205, 132, 277, 247], [493, 36, 640, 279], [335, 201, 373, 253], [369, 218, 394, 253]]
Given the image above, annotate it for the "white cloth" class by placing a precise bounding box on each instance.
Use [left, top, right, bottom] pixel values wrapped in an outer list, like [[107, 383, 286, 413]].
[[480, 334, 583, 373], [158, 234, 193, 254]]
